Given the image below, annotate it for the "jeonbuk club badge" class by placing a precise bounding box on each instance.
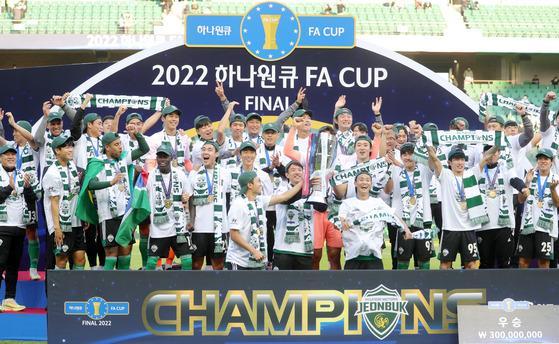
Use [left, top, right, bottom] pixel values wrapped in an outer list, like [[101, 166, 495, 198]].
[[355, 285, 408, 340], [241, 2, 300, 61]]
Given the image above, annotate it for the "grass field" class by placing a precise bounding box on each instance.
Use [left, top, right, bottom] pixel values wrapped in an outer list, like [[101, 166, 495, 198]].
[[110, 231, 460, 270]]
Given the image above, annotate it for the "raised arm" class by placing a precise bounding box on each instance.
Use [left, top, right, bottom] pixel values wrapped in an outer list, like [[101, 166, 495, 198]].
[[33, 102, 51, 147], [6, 112, 37, 149], [111, 105, 126, 133], [539, 92, 556, 133], [269, 181, 303, 206], [0, 110, 7, 146], [283, 117, 303, 162], [515, 104, 534, 148], [215, 80, 232, 114], [216, 101, 238, 146], [127, 125, 150, 161], [274, 87, 306, 130], [332, 95, 346, 121], [428, 146, 442, 176], [371, 96, 384, 126], [54, 93, 76, 121], [477, 145, 500, 172]]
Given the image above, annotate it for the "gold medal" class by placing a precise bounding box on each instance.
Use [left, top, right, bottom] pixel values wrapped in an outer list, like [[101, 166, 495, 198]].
[[165, 199, 173, 208], [118, 183, 124, 192], [409, 196, 416, 205], [207, 194, 214, 203], [460, 202, 467, 211], [12, 190, 17, 197], [537, 200, 544, 208], [172, 160, 179, 167], [489, 190, 497, 198]]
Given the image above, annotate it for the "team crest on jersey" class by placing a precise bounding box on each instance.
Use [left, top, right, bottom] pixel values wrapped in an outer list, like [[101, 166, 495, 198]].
[[151, 245, 158, 253], [442, 248, 449, 257], [107, 235, 114, 242], [355, 285, 408, 340], [518, 244, 523, 252], [398, 247, 404, 255], [62, 245, 69, 252]]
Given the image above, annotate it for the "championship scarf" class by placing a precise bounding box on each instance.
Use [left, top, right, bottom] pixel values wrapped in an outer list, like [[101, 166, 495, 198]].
[[241, 194, 266, 268], [45, 132, 57, 168], [478, 92, 556, 123], [192, 165, 225, 253], [477, 164, 511, 227], [352, 210, 403, 231], [162, 130, 186, 168], [498, 142, 514, 170], [153, 168, 187, 241], [548, 128, 559, 158], [422, 130, 504, 147], [522, 173, 555, 235], [85, 134, 102, 160], [399, 167, 424, 228], [65, 94, 166, 111], [15, 143, 36, 175], [410, 228, 438, 240], [284, 185, 313, 253], [15, 142, 41, 221], [412, 143, 448, 168], [327, 194, 344, 229], [54, 161, 80, 231], [257, 145, 283, 192], [459, 170, 489, 226], [336, 129, 355, 155], [103, 157, 131, 218], [0, 168, 36, 224], [330, 157, 390, 186]]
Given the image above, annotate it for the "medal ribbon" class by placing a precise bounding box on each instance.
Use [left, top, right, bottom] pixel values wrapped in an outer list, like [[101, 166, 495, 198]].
[[233, 140, 240, 163], [484, 165, 499, 192], [537, 172, 549, 201], [87, 136, 100, 157], [66, 164, 72, 198], [205, 168, 213, 197], [455, 176, 465, 202], [160, 170, 173, 200], [16, 146, 22, 170], [404, 169, 415, 197]]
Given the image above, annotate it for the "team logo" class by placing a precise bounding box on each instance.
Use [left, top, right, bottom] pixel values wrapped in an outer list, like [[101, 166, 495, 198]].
[[107, 234, 114, 242], [442, 248, 449, 257], [477, 236, 483, 244], [151, 244, 158, 253], [62, 245, 69, 252], [241, 2, 300, 61], [398, 247, 404, 255], [518, 244, 523, 252], [0, 239, 3, 246], [65, 296, 129, 320], [356, 285, 408, 340]]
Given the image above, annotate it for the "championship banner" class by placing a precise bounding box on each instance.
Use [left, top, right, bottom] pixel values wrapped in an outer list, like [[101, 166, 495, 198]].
[[65, 94, 166, 111], [421, 130, 503, 147], [330, 157, 389, 186], [478, 92, 556, 122], [47, 270, 559, 343], [353, 211, 402, 229]]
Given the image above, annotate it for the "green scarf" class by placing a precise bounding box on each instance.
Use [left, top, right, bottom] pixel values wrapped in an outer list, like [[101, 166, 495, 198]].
[[153, 168, 188, 242], [192, 165, 224, 253], [477, 164, 511, 227], [54, 161, 80, 231], [399, 167, 424, 228], [86, 134, 102, 160], [460, 170, 489, 226], [478, 92, 555, 122], [45, 132, 57, 168], [422, 130, 504, 147], [284, 185, 313, 253], [336, 129, 355, 155], [65, 93, 166, 111], [522, 173, 555, 234], [162, 130, 186, 168], [242, 194, 266, 268], [103, 157, 131, 218]]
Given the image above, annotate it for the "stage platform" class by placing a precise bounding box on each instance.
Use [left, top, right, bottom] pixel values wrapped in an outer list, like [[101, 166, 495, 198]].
[[0, 271, 47, 341]]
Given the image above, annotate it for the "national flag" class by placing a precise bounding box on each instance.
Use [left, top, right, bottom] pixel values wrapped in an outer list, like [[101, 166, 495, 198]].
[[116, 169, 150, 247]]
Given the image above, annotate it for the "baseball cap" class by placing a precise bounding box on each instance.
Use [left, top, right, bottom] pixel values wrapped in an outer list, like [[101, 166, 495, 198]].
[[156, 144, 173, 156], [16, 120, 32, 133], [355, 135, 372, 145], [246, 113, 262, 122], [239, 141, 256, 152], [0, 145, 17, 155], [126, 113, 143, 123], [229, 113, 246, 125], [285, 160, 303, 172], [400, 142, 415, 155], [334, 108, 352, 118], [51, 135, 74, 151], [194, 115, 211, 128], [536, 148, 554, 160], [238, 170, 258, 195], [487, 115, 504, 126], [162, 105, 182, 117], [447, 148, 466, 161], [423, 122, 438, 131], [83, 113, 101, 132], [504, 120, 518, 128], [101, 132, 120, 148], [292, 109, 314, 118], [261, 123, 279, 133], [202, 140, 219, 152], [48, 112, 64, 123]]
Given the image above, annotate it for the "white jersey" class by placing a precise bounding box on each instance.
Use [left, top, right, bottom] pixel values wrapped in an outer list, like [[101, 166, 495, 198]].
[[339, 197, 393, 261], [520, 171, 559, 238], [73, 134, 102, 171], [437, 168, 481, 231], [391, 164, 433, 225], [147, 167, 189, 238], [120, 134, 148, 168], [226, 195, 271, 267]]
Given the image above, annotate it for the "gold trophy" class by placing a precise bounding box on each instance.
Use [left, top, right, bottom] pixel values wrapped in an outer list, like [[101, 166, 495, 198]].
[[93, 302, 101, 317], [261, 15, 281, 50]]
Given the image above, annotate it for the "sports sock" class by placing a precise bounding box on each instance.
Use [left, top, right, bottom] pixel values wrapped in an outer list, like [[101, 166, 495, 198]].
[[28, 239, 40, 269], [104, 257, 117, 270], [140, 236, 149, 268], [418, 259, 430, 270], [117, 255, 131, 270], [180, 254, 192, 270], [397, 260, 410, 270], [72, 264, 85, 270], [146, 256, 159, 270]]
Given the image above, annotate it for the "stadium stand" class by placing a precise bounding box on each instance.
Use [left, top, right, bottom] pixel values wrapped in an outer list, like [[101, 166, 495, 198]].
[[463, 4, 559, 38], [0, 0, 449, 36]]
